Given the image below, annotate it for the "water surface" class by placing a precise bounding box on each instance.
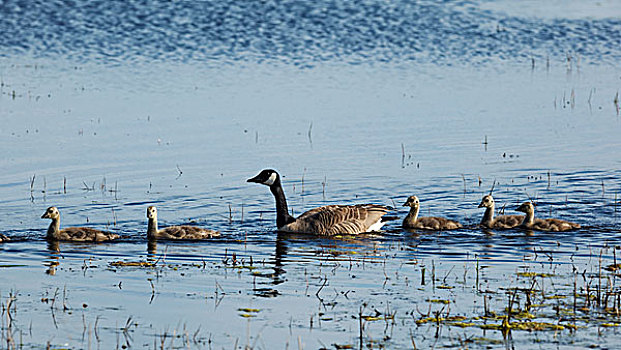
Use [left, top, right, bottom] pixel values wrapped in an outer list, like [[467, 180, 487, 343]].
[[1, 0, 621, 349]]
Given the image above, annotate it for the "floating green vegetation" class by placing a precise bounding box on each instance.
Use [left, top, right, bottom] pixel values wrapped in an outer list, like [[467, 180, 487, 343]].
[[416, 315, 466, 325], [517, 272, 554, 278], [361, 313, 395, 321], [510, 321, 565, 331], [503, 308, 536, 319], [543, 295, 566, 300], [238, 308, 261, 318], [238, 308, 261, 313], [426, 299, 451, 304], [418, 313, 565, 332], [448, 321, 476, 327], [109, 261, 155, 267], [360, 315, 383, 321], [469, 337, 504, 345]]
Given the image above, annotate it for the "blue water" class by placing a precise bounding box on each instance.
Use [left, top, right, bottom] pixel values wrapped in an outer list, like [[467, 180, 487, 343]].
[[1, 0, 621, 65], [1, 1, 621, 349]]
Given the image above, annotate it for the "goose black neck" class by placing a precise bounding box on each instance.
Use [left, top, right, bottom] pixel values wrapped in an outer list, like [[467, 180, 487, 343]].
[[270, 182, 295, 228]]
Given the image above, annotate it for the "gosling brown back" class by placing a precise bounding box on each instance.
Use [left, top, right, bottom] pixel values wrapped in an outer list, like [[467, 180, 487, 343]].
[[41, 206, 119, 242], [146, 206, 220, 240], [402, 195, 462, 230]]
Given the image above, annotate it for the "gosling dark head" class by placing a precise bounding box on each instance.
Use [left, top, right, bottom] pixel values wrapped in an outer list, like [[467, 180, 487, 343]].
[[478, 195, 494, 208], [402, 195, 420, 208], [41, 206, 60, 219], [516, 202, 534, 213]]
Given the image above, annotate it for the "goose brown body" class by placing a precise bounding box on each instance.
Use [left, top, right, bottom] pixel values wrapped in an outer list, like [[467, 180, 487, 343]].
[[402, 196, 461, 230], [516, 202, 580, 232], [248, 169, 391, 235], [478, 195, 523, 229], [41, 206, 119, 242], [146, 206, 219, 240], [280, 204, 390, 235]]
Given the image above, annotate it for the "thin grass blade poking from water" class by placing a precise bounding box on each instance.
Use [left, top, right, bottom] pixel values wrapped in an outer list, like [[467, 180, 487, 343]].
[[176, 165, 183, 179], [489, 179, 496, 196]]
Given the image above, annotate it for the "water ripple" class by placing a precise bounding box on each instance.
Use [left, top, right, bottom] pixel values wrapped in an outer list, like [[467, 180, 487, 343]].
[[0, 0, 619, 65]]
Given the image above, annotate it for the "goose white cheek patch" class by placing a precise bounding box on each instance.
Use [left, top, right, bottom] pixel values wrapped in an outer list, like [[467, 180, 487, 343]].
[[263, 173, 277, 186]]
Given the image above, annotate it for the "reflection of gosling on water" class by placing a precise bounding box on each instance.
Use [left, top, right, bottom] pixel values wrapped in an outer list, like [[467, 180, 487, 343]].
[[516, 202, 580, 232], [402, 196, 461, 230], [146, 206, 219, 240], [478, 195, 523, 229], [247, 169, 392, 235], [41, 206, 119, 242], [0, 233, 9, 242]]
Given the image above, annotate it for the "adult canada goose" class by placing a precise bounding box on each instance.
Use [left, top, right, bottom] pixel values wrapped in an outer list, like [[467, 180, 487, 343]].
[[0, 233, 9, 242], [41, 206, 119, 242], [478, 195, 523, 229], [402, 195, 462, 230], [146, 206, 219, 240], [516, 202, 580, 232], [247, 169, 392, 235]]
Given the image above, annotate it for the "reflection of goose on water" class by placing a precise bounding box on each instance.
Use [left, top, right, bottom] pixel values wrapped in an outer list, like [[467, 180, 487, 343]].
[[146, 206, 219, 240], [41, 206, 119, 242], [516, 202, 580, 232], [247, 169, 393, 235], [478, 195, 523, 229], [402, 195, 461, 230], [0, 233, 9, 242]]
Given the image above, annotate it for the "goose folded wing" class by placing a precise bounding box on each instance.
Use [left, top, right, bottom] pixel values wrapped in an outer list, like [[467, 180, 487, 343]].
[[495, 215, 523, 228], [418, 217, 461, 230], [542, 218, 580, 232], [59, 227, 118, 241], [285, 204, 389, 235], [159, 226, 219, 239]]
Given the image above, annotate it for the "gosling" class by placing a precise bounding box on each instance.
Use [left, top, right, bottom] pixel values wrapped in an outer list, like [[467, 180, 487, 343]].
[[41, 206, 120, 242], [516, 202, 580, 232], [478, 195, 523, 229], [402, 195, 462, 230], [146, 206, 219, 240]]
